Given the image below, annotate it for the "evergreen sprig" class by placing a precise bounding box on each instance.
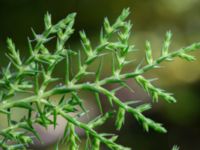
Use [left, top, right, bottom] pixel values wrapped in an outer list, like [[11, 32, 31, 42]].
[[0, 8, 199, 150]]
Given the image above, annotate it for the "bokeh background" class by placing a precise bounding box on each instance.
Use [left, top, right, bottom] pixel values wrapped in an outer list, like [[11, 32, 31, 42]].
[[0, 0, 200, 150]]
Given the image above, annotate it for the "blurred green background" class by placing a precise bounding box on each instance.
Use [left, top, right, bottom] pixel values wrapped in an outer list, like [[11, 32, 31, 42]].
[[0, 0, 200, 150]]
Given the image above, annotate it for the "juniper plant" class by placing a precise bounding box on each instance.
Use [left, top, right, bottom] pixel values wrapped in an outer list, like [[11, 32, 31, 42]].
[[0, 8, 199, 150]]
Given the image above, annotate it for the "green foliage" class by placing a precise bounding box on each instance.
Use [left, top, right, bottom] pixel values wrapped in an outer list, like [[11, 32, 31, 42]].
[[0, 8, 199, 150], [172, 145, 180, 150]]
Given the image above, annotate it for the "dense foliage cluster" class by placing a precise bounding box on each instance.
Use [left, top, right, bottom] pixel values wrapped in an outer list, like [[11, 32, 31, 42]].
[[0, 8, 199, 149]]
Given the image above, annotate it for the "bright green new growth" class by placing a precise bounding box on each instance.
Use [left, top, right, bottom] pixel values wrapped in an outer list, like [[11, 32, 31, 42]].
[[172, 145, 180, 150], [0, 8, 199, 150]]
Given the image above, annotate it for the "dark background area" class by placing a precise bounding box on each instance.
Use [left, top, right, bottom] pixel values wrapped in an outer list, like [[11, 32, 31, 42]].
[[0, 0, 200, 150]]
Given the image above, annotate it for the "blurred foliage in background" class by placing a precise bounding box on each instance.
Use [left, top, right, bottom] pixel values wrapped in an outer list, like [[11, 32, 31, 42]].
[[0, 0, 200, 150]]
